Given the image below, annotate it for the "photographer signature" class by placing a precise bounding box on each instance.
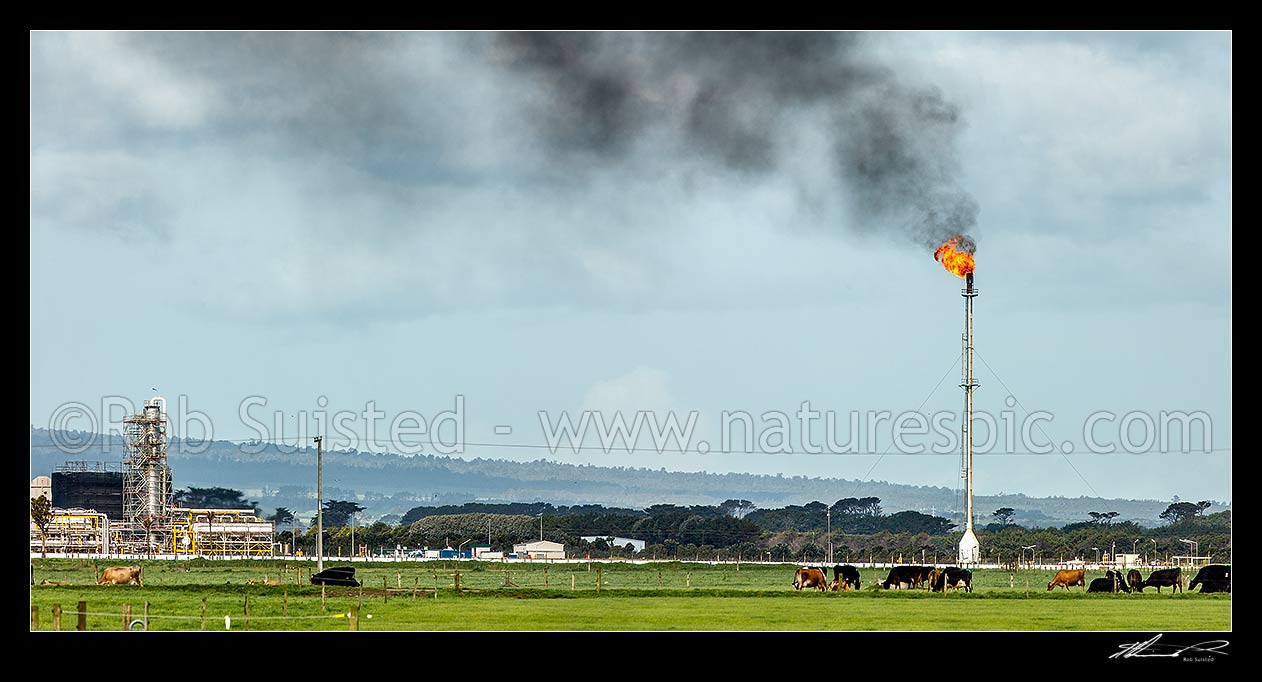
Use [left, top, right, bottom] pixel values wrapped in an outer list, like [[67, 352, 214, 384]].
[[1111, 634, 1229, 660]]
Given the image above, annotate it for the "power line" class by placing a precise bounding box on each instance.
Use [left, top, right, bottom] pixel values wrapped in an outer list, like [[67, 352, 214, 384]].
[[848, 353, 963, 497], [974, 350, 1099, 497]]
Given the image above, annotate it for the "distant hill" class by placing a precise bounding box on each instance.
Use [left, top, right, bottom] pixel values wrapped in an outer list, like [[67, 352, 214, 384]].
[[29, 427, 1223, 526]]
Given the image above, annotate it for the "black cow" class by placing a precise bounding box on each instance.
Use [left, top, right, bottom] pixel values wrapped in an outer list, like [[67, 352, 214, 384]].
[[1188, 565, 1230, 594], [1126, 569, 1143, 593], [883, 565, 923, 589], [1087, 571, 1128, 593], [909, 566, 936, 589], [931, 567, 973, 593], [1141, 567, 1183, 594], [832, 564, 862, 591], [883, 565, 935, 589], [1087, 577, 1114, 593]]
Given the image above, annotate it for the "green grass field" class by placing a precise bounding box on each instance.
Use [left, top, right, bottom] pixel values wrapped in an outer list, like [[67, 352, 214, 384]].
[[28, 559, 1230, 631]]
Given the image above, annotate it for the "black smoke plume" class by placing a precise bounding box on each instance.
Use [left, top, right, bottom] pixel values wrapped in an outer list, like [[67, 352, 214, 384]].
[[492, 31, 978, 250]]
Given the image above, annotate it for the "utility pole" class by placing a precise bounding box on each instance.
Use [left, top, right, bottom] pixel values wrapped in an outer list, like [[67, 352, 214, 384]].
[[826, 508, 832, 565], [315, 435, 324, 574]]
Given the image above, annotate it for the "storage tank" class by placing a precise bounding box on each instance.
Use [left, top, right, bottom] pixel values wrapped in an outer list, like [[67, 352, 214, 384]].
[[52, 471, 124, 521]]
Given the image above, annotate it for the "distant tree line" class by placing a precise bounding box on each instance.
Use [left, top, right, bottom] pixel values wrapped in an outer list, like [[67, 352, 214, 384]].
[[248, 491, 1229, 563]]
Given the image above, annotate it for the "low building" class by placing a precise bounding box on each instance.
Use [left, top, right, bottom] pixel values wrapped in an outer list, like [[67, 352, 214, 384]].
[[1110, 553, 1141, 567], [580, 536, 646, 553], [513, 540, 566, 560], [30, 476, 51, 502]]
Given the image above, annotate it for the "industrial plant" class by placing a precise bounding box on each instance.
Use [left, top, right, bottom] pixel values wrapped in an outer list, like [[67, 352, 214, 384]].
[[30, 397, 274, 556]]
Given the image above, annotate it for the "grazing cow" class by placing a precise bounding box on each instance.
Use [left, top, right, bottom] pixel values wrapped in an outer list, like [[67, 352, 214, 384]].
[[1087, 570, 1130, 593], [793, 567, 828, 591], [832, 565, 862, 592], [1108, 570, 1131, 593], [1188, 565, 1230, 594], [1047, 569, 1086, 591], [931, 567, 973, 593], [1142, 567, 1183, 594], [97, 565, 143, 586], [1186, 565, 1229, 594], [907, 566, 936, 589], [883, 565, 924, 589], [1087, 571, 1128, 594], [927, 568, 942, 590], [1126, 569, 1143, 593]]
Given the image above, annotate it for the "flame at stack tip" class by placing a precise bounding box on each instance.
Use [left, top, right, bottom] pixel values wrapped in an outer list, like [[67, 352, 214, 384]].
[[934, 234, 976, 279]]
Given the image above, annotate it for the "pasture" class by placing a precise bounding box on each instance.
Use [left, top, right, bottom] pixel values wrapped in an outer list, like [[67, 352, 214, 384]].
[[29, 559, 1230, 631]]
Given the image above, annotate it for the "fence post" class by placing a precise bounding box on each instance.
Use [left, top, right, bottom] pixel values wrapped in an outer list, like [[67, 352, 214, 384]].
[[349, 605, 359, 631], [321, 584, 326, 612], [596, 565, 602, 593], [454, 571, 462, 592], [413, 576, 418, 599], [52, 605, 62, 631], [283, 589, 288, 619], [383, 577, 388, 604], [144, 602, 150, 631], [31, 605, 38, 631], [397, 573, 401, 589], [545, 566, 549, 589], [121, 604, 130, 631], [201, 598, 206, 630], [77, 601, 87, 631], [571, 574, 575, 591]]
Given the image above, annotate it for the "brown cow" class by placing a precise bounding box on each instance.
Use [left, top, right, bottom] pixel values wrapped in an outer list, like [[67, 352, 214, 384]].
[[828, 577, 852, 592], [793, 567, 828, 591], [98, 565, 143, 586], [1047, 568, 1086, 591]]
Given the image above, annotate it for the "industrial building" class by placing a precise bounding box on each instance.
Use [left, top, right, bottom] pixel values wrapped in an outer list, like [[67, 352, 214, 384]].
[[513, 540, 566, 560], [170, 508, 275, 556], [30, 396, 274, 556], [30, 475, 50, 502], [30, 508, 109, 555]]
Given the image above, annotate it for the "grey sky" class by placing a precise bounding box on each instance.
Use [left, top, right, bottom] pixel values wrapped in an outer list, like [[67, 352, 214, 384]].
[[29, 31, 1231, 504]]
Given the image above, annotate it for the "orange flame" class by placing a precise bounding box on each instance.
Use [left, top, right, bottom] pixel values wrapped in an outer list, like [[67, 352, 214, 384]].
[[934, 235, 976, 278]]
